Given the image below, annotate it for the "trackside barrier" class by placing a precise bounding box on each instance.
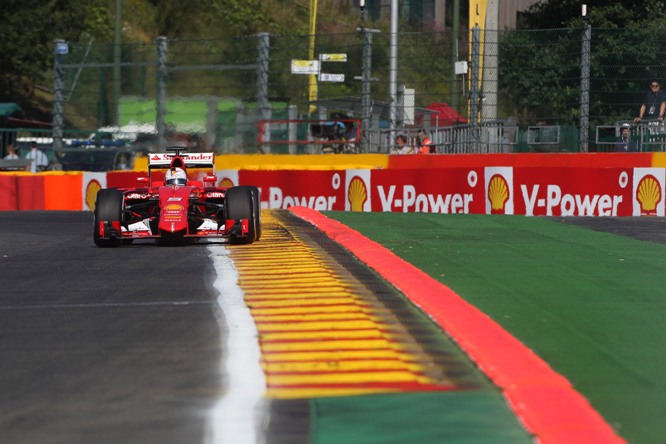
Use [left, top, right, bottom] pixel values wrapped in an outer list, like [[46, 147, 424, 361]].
[[213, 153, 388, 171], [17, 176, 45, 210], [107, 171, 144, 188], [1, 172, 84, 210], [4, 153, 666, 213], [0, 176, 18, 210], [44, 174, 83, 210]]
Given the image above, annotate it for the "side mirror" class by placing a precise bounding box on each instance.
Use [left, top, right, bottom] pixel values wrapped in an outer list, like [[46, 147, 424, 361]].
[[137, 177, 149, 185], [204, 175, 217, 185]]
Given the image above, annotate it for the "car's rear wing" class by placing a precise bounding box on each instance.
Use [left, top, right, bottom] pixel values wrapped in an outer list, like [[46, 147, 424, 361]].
[[148, 152, 214, 169]]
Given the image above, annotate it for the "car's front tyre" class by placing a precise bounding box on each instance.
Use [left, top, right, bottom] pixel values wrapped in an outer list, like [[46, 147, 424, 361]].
[[93, 189, 124, 247]]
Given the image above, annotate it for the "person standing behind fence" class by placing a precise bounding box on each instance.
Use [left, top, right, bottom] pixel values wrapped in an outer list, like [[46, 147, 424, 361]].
[[417, 129, 436, 154], [391, 133, 416, 154], [25, 142, 48, 173], [634, 80, 666, 124], [615, 124, 638, 152], [4, 144, 18, 160]]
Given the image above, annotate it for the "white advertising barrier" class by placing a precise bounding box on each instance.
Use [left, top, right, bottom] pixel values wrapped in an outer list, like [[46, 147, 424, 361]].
[[83, 172, 107, 211], [632, 168, 665, 216], [217, 169, 239, 188], [485, 167, 514, 215], [345, 170, 372, 212]]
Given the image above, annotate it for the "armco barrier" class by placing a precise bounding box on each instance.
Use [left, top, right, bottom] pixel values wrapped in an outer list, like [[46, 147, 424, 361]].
[[652, 152, 666, 167], [107, 171, 143, 188], [17, 175, 45, 210], [2, 172, 84, 211], [0, 175, 18, 210], [3, 153, 666, 213], [44, 174, 83, 210]]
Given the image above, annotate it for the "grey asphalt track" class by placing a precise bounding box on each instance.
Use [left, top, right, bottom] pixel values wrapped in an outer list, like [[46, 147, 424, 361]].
[[0, 211, 223, 444], [555, 216, 666, 244]]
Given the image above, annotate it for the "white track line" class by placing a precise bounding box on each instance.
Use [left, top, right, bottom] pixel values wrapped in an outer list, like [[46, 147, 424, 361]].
[[205, 246, 266, 444]]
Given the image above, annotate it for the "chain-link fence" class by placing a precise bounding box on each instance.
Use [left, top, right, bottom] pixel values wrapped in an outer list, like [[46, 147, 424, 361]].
[[17, 26, 666, 156]]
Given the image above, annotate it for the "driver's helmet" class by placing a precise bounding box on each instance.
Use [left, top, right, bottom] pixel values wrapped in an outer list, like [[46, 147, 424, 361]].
[[165, 167, 187, 186]]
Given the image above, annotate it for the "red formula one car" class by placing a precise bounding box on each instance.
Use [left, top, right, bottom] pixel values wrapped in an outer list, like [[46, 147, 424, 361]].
[[93, 147, 261, 247]]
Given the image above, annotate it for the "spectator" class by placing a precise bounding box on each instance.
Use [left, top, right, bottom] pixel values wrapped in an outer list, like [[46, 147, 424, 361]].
[[25, 142, 48, 173], [634, 80, 666, 124], [322, 121, 346, 154], [391, 133, 415, 154], [615, 124, 638, 153], [2, 144, 25, 171], [117, 153, 129, 170], [417, 129, 436, 154], [4, 144, 19, 160], [342, 121, 358, 153]]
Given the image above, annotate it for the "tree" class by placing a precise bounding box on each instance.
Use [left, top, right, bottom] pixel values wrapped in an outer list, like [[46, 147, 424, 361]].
[[0, 0, 112, 102], [499, 0, 666, 125], [522, 0, 666, 29]]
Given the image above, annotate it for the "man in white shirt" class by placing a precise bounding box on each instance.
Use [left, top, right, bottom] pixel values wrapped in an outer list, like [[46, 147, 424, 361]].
[[25, 142, 48, 173], [391, 133, 416, 154]]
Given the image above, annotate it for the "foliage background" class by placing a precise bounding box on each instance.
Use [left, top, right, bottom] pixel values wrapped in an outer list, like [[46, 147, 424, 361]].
[[0, 0, 366, 124], [4, 0, 666, 129]]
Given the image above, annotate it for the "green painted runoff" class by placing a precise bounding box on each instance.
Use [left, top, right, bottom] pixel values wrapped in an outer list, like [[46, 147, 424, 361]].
[[312, 391, 532, 444], [326, 212, 666, 444]]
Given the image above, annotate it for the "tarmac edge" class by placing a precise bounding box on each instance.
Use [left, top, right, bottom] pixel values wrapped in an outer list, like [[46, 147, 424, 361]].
[[288, 206, 625, 444]]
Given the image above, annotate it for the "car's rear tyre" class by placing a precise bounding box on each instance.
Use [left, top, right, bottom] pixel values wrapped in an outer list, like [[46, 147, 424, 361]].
[[225, 186, 257, 244], [93, 188, 124, 247]]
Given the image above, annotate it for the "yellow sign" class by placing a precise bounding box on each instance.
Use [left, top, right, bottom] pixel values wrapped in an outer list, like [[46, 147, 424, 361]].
[[291, 59, 320, 75], [469, 0, 488, 29], [320, 53, 347, 62], [469, 0, 489, 122]]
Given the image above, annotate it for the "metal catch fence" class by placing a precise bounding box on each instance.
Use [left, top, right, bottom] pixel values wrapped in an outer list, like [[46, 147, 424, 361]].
[[6, 26, 666, 157]]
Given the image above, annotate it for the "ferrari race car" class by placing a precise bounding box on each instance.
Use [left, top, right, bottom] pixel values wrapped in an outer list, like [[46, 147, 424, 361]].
[[93, 147, 261, 247]]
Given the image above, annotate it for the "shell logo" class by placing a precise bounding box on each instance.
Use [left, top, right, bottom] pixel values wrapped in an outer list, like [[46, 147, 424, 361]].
[[487, 174, 510, 214], [85, 180, 102, 212], [348, 176, 368, 212], [164, 204, 184, 211], [219, 177, 234, 188], [636, 174, 661, 215]]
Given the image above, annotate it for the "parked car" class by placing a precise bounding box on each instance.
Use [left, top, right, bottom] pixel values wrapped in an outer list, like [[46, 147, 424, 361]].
[[13, 140, 136, 172]]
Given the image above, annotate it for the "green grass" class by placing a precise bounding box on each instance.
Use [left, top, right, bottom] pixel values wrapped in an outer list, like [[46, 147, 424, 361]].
[[326, 212, 666, 444]]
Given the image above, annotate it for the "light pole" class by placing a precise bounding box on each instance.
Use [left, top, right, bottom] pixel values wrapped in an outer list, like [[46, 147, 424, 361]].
[[579, 4, 591, 152], [451, 0, 460, 113], [308, 0, 318, 113], [389, 0, 398, 134], [113, 0, 122, 125]]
